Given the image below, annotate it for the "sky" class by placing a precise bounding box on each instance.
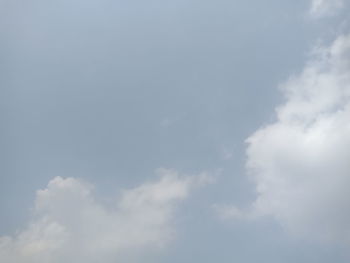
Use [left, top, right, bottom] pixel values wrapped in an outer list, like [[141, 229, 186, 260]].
[[1, 0, 350, 262]]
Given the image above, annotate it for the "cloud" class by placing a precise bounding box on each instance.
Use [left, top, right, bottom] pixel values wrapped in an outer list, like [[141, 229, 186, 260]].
[[0, 169, 212, 263], [310, 0, 344, 17], [213, 204, 252, 221], [222, 34, 350, 243]]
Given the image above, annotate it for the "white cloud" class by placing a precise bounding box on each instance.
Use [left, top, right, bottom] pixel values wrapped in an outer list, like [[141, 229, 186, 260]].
[[0, 169, 212, 263], [223, 34, 350, 243], [310, 0, 344, 17], [213, 204, 252, 221]]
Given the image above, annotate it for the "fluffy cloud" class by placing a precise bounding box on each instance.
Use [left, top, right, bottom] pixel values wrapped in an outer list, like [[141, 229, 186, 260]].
[[222, 34, 350, 243], [0, 169, 212, 263], [310, 0, 344, 17]]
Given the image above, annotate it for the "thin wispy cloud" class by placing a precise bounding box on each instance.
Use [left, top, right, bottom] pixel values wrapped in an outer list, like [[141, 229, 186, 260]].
[[310, 0, 344, 18]]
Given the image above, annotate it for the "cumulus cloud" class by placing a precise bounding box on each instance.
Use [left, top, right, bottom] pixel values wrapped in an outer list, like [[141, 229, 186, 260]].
[[0, 169, 212, 263], [310, 0, 344, 17], [222, 34, 350, 243]]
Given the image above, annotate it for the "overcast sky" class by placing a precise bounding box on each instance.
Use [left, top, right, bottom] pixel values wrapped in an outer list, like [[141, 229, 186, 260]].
[[1, 0, 350, 262]]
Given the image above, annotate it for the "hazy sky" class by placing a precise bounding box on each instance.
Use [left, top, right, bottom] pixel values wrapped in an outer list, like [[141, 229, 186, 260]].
[[1, 0, 350, 262]]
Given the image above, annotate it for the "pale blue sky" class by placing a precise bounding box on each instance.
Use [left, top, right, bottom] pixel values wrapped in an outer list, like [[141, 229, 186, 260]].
[[1, 0, 350, 262]]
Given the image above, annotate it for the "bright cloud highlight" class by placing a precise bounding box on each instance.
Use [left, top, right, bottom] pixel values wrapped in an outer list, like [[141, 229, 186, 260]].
[[222, 34, 350, 244]]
